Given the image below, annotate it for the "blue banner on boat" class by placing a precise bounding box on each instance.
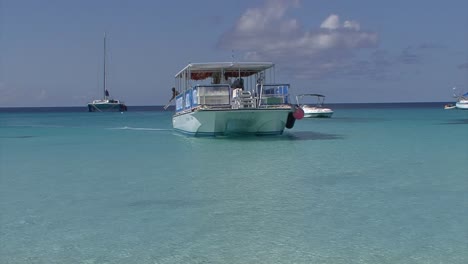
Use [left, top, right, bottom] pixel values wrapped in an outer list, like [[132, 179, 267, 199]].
[[176, 94, 183, 111], [192, 88, 198, 106], [184, 90, 192, 110]]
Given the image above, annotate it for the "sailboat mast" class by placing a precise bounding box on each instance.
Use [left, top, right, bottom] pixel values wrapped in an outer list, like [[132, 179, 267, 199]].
[[103, 33, 107, 99]]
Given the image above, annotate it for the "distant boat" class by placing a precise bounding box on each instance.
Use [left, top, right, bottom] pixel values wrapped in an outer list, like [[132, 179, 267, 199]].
[[296, 94, 334, 118], [444, 104, 456, 110], [169, 62, 303, 136], [88, 34, 127, 112], [455, 92, 468, 110]]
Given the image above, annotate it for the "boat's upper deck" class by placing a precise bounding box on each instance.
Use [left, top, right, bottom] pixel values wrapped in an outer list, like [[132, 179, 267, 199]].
[[175, 62, 274, 80], [173, 62, 292, 114]]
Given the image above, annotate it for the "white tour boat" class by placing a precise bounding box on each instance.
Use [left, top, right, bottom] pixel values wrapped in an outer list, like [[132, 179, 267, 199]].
[[169, 62, 304, 136], [455, 92, 468, 110], [88, 34, 127, 112], [296, 94, 334, 118]]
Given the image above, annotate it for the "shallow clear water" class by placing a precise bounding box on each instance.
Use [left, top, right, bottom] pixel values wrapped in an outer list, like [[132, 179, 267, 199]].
[[1, 107, 467, 263]]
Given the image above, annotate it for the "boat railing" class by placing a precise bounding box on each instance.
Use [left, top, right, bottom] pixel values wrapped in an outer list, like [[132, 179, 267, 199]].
[[175, 84, 231, 113], [174, 83, 291, 113], [194, 85, 231, 106], [258, 84, 290, 106]]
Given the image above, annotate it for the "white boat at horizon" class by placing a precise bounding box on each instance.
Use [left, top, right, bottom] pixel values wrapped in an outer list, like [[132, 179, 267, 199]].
[[88, 34, 127, 112], [455, 91, 468, 110], [444, 103, 456, 110], [169, 62, 303, 136], [296, 94, 334, 118]]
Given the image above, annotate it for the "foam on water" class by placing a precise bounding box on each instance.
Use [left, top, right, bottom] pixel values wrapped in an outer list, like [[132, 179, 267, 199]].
[[110, 126, 172, 131]]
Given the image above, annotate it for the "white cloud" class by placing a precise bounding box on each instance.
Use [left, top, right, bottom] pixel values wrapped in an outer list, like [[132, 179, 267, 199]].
[[218, 0, 379, 79], [320, 14, 340, 30], [343, 20, 360, 31]]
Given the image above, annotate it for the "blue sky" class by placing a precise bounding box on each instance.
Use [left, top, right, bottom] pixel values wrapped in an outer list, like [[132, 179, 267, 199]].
[[1, 0, 467, 106]]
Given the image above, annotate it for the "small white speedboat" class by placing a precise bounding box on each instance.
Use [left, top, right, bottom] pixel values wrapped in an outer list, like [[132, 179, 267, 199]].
[[444, 104, 456, 110], [451, 88, 468, 110], [296, 94, 334, 118]]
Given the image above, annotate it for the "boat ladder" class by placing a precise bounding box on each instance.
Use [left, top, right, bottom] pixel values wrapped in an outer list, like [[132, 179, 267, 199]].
[[232, 89, 256, 109]]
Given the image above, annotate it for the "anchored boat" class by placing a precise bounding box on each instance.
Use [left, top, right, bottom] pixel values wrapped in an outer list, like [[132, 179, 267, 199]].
[[170, 62, 303, 136], [296, 94, 334, 118], [87, 34, 127, 112], [455, 92, 468, 110], [444, 104, 456, 110]]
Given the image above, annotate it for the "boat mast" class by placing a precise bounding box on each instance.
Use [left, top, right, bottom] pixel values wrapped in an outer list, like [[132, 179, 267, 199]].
[[103, 33, 107, 99]]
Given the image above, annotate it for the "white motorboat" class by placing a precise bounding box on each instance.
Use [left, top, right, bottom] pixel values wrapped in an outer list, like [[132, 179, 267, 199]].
[[169, 62, 304, 136], [455, 92, 468, 110], [88, 34, 127, 112], [444, 104, 456, 110], [296, 94, 334, 118]]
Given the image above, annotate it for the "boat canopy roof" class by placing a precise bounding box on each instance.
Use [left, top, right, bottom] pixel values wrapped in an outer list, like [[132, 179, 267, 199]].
[[175, 62, 274, 80], [297, 93, 326, 98]]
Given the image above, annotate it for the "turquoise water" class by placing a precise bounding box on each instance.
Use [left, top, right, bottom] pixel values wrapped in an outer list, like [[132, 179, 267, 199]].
[[1, 107, 467, 263]]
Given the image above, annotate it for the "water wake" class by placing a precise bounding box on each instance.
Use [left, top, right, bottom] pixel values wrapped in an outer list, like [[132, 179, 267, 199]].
[[109, 126, 171, 131]]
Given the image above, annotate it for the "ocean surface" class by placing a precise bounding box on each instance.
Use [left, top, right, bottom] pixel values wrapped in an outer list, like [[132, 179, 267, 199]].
[[1, 104, 467, 264]]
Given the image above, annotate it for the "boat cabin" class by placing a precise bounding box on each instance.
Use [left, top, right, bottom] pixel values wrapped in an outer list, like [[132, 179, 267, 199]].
[[173, 62, 291, 114]]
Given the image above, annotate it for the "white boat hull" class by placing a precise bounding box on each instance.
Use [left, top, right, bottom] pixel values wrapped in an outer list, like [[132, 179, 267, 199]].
[[173, 108, 292, 136], [88, 102, 127, 112], [302, 106, 334, 118], [456, 100, 468, 110]]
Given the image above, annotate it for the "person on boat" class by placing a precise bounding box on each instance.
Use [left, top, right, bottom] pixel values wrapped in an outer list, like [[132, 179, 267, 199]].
[[230, 78, 244, 101], [212, 72, 221, 84], [170, 87, 179, 101], [163, 87, 179, 110], [221, 73, 232, 86], [231, 78, 244, 89]]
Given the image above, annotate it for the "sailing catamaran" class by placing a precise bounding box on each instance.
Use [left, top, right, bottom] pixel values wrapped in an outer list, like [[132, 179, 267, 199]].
[[88, 34, 127, 112]]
